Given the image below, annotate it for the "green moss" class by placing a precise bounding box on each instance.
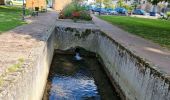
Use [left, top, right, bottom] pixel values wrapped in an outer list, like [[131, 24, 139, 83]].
[[74, 33, 81, 38], [81, 29, 91, 38], [65, 27, 74, 32], [7, 58, 24, 73]]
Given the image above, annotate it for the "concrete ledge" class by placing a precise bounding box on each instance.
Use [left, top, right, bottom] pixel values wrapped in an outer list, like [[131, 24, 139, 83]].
[[0, 12, 57, 100]]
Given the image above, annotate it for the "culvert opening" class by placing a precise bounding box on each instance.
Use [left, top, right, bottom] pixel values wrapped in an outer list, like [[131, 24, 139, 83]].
[[43, 47, 121, 100]]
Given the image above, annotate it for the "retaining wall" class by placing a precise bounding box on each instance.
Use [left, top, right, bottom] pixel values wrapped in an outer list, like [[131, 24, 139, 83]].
[[0, 26, 55, 100]]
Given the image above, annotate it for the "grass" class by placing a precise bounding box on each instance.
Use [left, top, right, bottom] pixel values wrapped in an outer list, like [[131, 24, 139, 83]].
[[0, 6, 30, 33], [98, 16, 170, 49]]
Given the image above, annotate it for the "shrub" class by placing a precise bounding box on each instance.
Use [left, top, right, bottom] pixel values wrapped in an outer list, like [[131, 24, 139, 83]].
[[79, 11, 92, 21], [59, 2, 92, 21]]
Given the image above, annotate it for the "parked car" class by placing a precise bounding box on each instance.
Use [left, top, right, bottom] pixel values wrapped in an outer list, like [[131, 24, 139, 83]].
[[5, 0, 26, 5], [106, 8, 118, 15], [114, 7, 127, 14], [93, 8, 101, 12], [133, 9, 146, 15], [150, 12, 156, 16], [92, 8, 108, 14], [100, 8, 108, 14]]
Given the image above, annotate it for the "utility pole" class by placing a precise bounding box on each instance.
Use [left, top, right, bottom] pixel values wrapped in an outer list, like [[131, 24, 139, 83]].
[[22, 0, 26, 20], [99, 0, 102, 15]]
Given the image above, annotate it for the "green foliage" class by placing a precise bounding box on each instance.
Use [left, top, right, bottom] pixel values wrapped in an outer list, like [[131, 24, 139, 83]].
[[131, 2, 139, 10], [117, 0, 124, 7], [148, 0, 168, 5], [150, 0, 159, 5], [98, 16, 170, 49], [103, 0, 113, 8], [63, 3, 76, 17], [123, 4, 133, 12], [0, 6, 30, 33], [60, 2, 92, 21], [79, 11, 92, 21], [62, 2, 86, 17]]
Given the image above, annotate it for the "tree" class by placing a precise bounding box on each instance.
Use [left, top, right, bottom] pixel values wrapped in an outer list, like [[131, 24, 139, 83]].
[[117, 0, 124, 7], [95, 0, 113, 8], [103, 0, 113, 8], [148, 0, 169, 13]]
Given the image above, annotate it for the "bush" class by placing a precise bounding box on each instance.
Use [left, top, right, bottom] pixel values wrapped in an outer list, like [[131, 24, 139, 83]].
[[59, 2, 92, 21], [80, 11, 92, 21]]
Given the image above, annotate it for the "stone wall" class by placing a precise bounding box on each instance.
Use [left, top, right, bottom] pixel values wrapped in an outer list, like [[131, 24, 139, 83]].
[[55, 26, 170, 100]]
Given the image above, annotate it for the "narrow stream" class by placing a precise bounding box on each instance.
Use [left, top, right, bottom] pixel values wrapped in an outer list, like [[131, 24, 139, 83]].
[[43, 49, 121, 100]]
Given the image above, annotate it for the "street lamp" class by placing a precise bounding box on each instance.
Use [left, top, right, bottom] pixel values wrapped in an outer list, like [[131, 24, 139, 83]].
[[22, 0, 26, 20]]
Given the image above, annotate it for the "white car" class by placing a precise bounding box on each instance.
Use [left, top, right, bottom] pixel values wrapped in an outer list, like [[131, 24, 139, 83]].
[[109, 10, 118, 15], [5, 0, 26, 5]]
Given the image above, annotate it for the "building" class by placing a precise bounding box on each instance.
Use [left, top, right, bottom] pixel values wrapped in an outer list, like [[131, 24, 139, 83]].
[[0, 0, 72, 11], [26, 0, 46, 10], [0, 0, 5, 5], [52, 0, 72, 11], [85, 0, 96, 5]]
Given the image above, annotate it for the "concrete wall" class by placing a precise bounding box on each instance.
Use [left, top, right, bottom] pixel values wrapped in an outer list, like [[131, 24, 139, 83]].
[[0, 26, 55, 100], [55, 26, 170, 100], [53, 0, 72, 11], [26, 0, 46, 9]]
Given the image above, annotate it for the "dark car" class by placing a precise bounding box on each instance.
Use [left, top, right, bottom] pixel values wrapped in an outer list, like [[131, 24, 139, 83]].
[[114, 7, 127, 14], [93, 8, 107, 14], [100, 8, 108, 14], [133, 9, 146, 15], [93, 8, 101, 12], [150, 12, 156, 16]]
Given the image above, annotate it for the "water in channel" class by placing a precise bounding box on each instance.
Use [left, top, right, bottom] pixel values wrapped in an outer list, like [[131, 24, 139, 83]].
[[43, 49, 121, 100]]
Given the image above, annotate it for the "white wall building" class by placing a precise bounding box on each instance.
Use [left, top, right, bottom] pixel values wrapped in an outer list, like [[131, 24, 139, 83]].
[[85, 0, 96, 5]]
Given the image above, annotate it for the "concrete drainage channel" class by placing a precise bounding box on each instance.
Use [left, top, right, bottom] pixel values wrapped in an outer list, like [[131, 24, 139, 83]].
[[1, 21, 170, 100], [52, 25, 170, 100]]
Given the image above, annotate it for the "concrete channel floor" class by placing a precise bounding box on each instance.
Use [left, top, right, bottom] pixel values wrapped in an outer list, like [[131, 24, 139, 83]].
[[92, 15, 170, 75], [0, 11, 57, 77]]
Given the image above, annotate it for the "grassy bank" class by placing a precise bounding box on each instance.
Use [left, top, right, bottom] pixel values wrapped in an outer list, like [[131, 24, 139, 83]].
[[0, 6, 30, 33], [98, 16, 170, 49]]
